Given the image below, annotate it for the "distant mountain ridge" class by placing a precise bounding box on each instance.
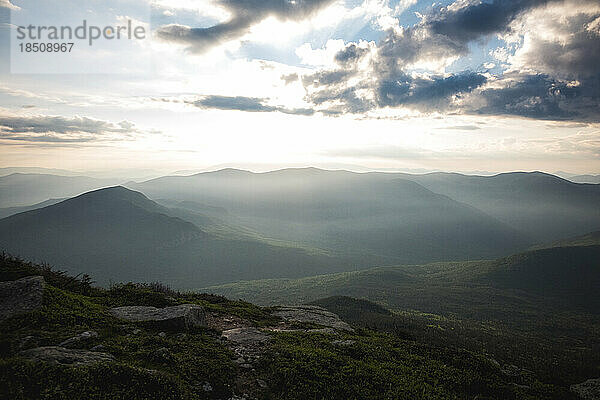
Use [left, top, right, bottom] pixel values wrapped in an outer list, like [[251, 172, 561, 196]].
[[395, 171, 600, 242], [129, 168, 531, 264], [0, 173, 117, 207]]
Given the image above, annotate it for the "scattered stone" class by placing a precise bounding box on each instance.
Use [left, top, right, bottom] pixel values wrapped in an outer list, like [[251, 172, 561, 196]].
[[109, 304, 206, 330], [90, 344, 107, 352], [222, 327, 270, 345], [272, 306, 353, 332], [132, 329, 142, 335], [59, 331, 98, 348], [158, 331, 167, 338], [571, 377, 600, 400], [202, 382, 213, 392], [256, 379, 267, 388], [234, 357, 246, 364], [20, 346, 114, 366], [0, 276, 45, 321], [175, 333, 187, 340], [240, 363, 253, 369], [332, 339, 355, 346]]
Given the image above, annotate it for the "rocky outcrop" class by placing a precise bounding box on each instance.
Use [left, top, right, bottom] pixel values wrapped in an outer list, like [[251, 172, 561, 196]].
[[19, 346, 114, 365], [222, 327, 271, 372], [571, 378, 600, 400], [0, 276, 45, 321], [222, 327, 270, 345], [272, 305, 353, 331], [109, 304, 206, 330], [0, 276, 44, 321]]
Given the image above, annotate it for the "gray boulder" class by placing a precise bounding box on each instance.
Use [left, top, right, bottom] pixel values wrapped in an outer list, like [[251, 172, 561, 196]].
[[273, 305, 353, 331], [571, 378, 600, 400], [20, 346, 114, 365], [109, 304, 206, 330], [0, 276, 44, 321]]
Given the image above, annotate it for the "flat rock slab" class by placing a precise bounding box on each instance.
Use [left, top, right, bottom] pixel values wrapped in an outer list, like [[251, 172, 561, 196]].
[[222, 327, 270, 345], [272, 305, 353, 332], [571, 378, 600, 400], [109, 304, 206, 330], [20, 346, 114, 366], [0, 276, 44, 321]]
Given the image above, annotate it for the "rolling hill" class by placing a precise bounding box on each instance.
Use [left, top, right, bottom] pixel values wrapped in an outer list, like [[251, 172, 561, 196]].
[[204, 242, 600, 315], [0, 186, 354, 288]]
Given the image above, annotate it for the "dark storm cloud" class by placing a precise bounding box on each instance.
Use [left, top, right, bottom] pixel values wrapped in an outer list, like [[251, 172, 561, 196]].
[[192, 95, 315, 115], [0, 114, 144, 143], [156, 0, 335, 53]]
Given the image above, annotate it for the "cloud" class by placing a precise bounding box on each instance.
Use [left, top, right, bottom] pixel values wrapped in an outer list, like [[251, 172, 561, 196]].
[[156, 0, 335, 53], [471, 73, 600, 121], [0, 0, 19, 10], [0, 114, 150, 144], [280, 73, 299, 85], [376, 71, 488, 110], [191, 95, 314, 115], [506, 1, 600, 79], [296, 0, 600, 122], [439, 125, 481, 131]]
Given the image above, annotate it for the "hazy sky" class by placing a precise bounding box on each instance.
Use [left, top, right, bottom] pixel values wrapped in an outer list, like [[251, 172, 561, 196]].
[[0, 0, 599, 175]]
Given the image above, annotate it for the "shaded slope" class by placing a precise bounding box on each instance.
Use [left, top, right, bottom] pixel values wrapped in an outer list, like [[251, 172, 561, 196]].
[[205, 244, 600, 314], [0, 187, 354, 288]]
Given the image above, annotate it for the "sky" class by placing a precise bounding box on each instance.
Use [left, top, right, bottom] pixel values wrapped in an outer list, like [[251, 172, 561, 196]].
[[0, 0, 599, 175]]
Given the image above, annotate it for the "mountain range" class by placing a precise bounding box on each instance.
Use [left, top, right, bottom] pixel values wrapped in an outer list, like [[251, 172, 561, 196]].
[[0, 168, 598, 288]]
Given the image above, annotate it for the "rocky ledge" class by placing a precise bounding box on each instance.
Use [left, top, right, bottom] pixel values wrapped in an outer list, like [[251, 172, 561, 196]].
[[272, 305, 354, 331], [109, 304, 206, 330]]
